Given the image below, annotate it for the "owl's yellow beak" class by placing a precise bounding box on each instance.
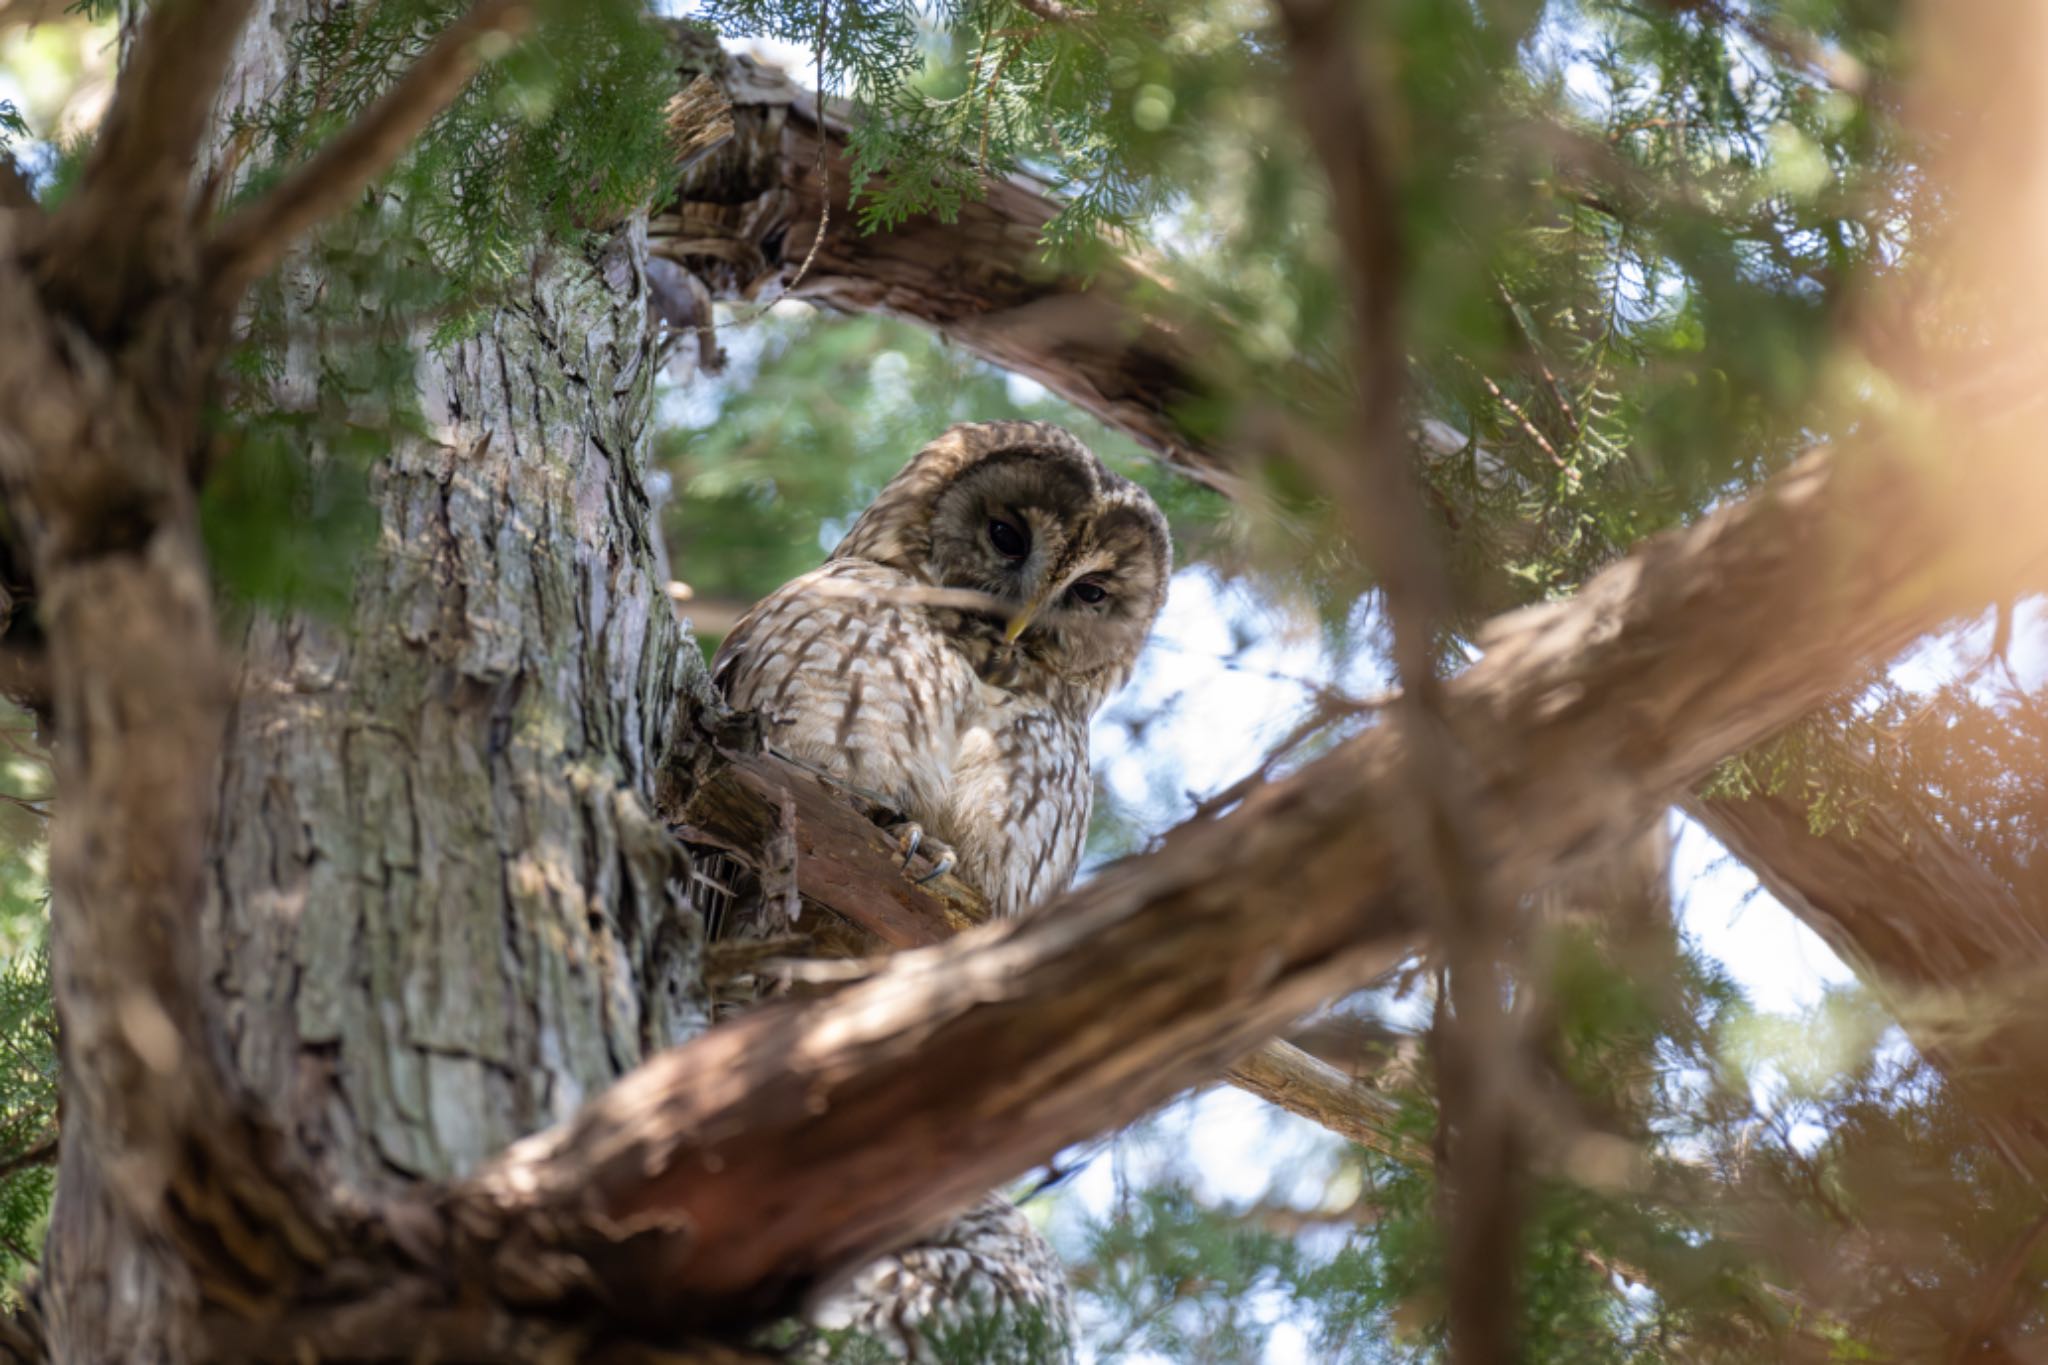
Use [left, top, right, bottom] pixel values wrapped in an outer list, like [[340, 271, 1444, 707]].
[[1003, 584, 1055, 643]]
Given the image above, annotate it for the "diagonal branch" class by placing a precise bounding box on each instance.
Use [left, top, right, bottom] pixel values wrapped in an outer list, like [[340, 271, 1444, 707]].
[[451, 404, 2048, 1327], [1689, 782, 2048, 1173], [201, 0, 536, 318], [37, 0, 257, 332], [675, 747, 1423, 1160]]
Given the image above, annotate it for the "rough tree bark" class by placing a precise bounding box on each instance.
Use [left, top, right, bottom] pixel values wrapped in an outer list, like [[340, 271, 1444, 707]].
[[30, 1, 715, 1356]]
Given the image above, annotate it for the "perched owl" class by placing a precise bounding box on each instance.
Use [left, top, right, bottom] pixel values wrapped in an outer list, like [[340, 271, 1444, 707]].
[[706, 421, 1171, 1363], [712, 419, 1172, 918]]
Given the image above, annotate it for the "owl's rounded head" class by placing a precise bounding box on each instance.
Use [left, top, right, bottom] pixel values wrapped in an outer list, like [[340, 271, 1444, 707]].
[[832, 421, 1172, 689]]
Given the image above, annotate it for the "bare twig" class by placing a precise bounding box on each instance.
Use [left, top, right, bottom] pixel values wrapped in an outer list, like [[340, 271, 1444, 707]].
[[202, 0, 536, 316], [1225, 1041, 1425, 1165], [0, 793, 47, 819]]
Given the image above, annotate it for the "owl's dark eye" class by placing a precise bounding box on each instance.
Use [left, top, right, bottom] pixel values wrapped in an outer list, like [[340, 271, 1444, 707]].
[[987, 517, 1029, 560], [1070, 580, 1108, 605]]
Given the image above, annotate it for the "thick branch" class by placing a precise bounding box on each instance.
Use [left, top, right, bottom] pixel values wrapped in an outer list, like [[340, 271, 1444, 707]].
[[1689, 784, 2048, 1170], [201, 0, 534, 316], [675, 748, 1421, 1158], [658, 54, 1247, 496], [453, 416, 2048, 1326]]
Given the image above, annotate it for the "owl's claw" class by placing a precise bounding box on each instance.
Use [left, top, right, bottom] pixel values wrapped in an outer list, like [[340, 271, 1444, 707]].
[[887, 821, 958, 886]]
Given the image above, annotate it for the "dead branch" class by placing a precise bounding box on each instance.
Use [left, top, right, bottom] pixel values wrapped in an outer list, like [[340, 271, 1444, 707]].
[[202, 0, 536, 316]]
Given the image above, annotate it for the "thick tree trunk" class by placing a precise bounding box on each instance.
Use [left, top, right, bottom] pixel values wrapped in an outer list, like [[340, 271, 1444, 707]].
[[38, 4, 710, 1354]]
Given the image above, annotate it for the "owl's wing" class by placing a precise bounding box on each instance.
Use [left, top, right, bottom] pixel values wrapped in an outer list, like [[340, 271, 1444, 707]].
[[944, 702, 1092, 918], [710, 559, 977, 825]]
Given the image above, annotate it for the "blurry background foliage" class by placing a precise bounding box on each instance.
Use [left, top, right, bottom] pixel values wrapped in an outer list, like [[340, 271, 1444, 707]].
[[6, 0, 2048, 1357]]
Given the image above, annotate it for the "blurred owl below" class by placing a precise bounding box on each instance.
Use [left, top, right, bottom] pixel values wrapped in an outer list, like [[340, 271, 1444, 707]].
[[713, 419, 1172, 918]]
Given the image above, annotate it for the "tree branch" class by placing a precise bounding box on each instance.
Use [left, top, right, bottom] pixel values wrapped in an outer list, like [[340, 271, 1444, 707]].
[[453, 401, 2048, 1326], [201, 0, 536, 318], [0, 1132, 56, 1184], [658, 52, 1254, 499], [674, 747, 1424, 1159], [655, 54, 2048, 1191], [1689, 782, 2048, 1173], [37, 0, 257, 332]]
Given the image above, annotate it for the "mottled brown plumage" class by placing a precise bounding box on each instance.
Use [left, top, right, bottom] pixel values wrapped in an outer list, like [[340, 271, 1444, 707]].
[[712, 419, 1171, 918], [706, 421, 1170, 1362]]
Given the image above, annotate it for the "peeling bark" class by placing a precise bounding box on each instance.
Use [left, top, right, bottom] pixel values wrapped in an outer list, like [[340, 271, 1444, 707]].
[[656, 50, 1245, 495]]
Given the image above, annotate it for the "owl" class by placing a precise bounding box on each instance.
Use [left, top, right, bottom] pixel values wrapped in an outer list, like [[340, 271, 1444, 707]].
[[711, 419, 1172, 919], [706, 421, 1169, 1362]]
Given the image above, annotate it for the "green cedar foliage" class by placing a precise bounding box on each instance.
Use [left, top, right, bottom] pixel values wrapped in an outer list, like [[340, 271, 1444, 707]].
[[6, 0, 2046, 1358], [0, 706, 53, 1301]]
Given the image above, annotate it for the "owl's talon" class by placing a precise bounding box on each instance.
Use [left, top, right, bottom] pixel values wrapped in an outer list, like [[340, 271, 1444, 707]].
[[912, 848, 957, 885], [886, 821, 957, 886]]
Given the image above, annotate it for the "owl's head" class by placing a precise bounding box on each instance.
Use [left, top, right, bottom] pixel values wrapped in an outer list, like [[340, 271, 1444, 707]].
[[832, 421, 1172, 688]]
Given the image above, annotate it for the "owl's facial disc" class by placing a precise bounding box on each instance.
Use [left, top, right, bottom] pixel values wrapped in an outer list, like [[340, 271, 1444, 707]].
[[914, 438, 1168, 684]]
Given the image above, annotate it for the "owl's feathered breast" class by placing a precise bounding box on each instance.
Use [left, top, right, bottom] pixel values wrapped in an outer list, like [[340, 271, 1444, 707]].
[[710, 557, 1093, 917]]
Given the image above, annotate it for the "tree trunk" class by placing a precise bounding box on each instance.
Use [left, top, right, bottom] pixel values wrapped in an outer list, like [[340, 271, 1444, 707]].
[[39, 4, 711, 1353]]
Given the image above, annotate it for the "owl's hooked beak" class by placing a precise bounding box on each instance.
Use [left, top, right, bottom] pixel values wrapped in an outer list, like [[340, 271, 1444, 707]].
[[1003, 582, 1058, 643]]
